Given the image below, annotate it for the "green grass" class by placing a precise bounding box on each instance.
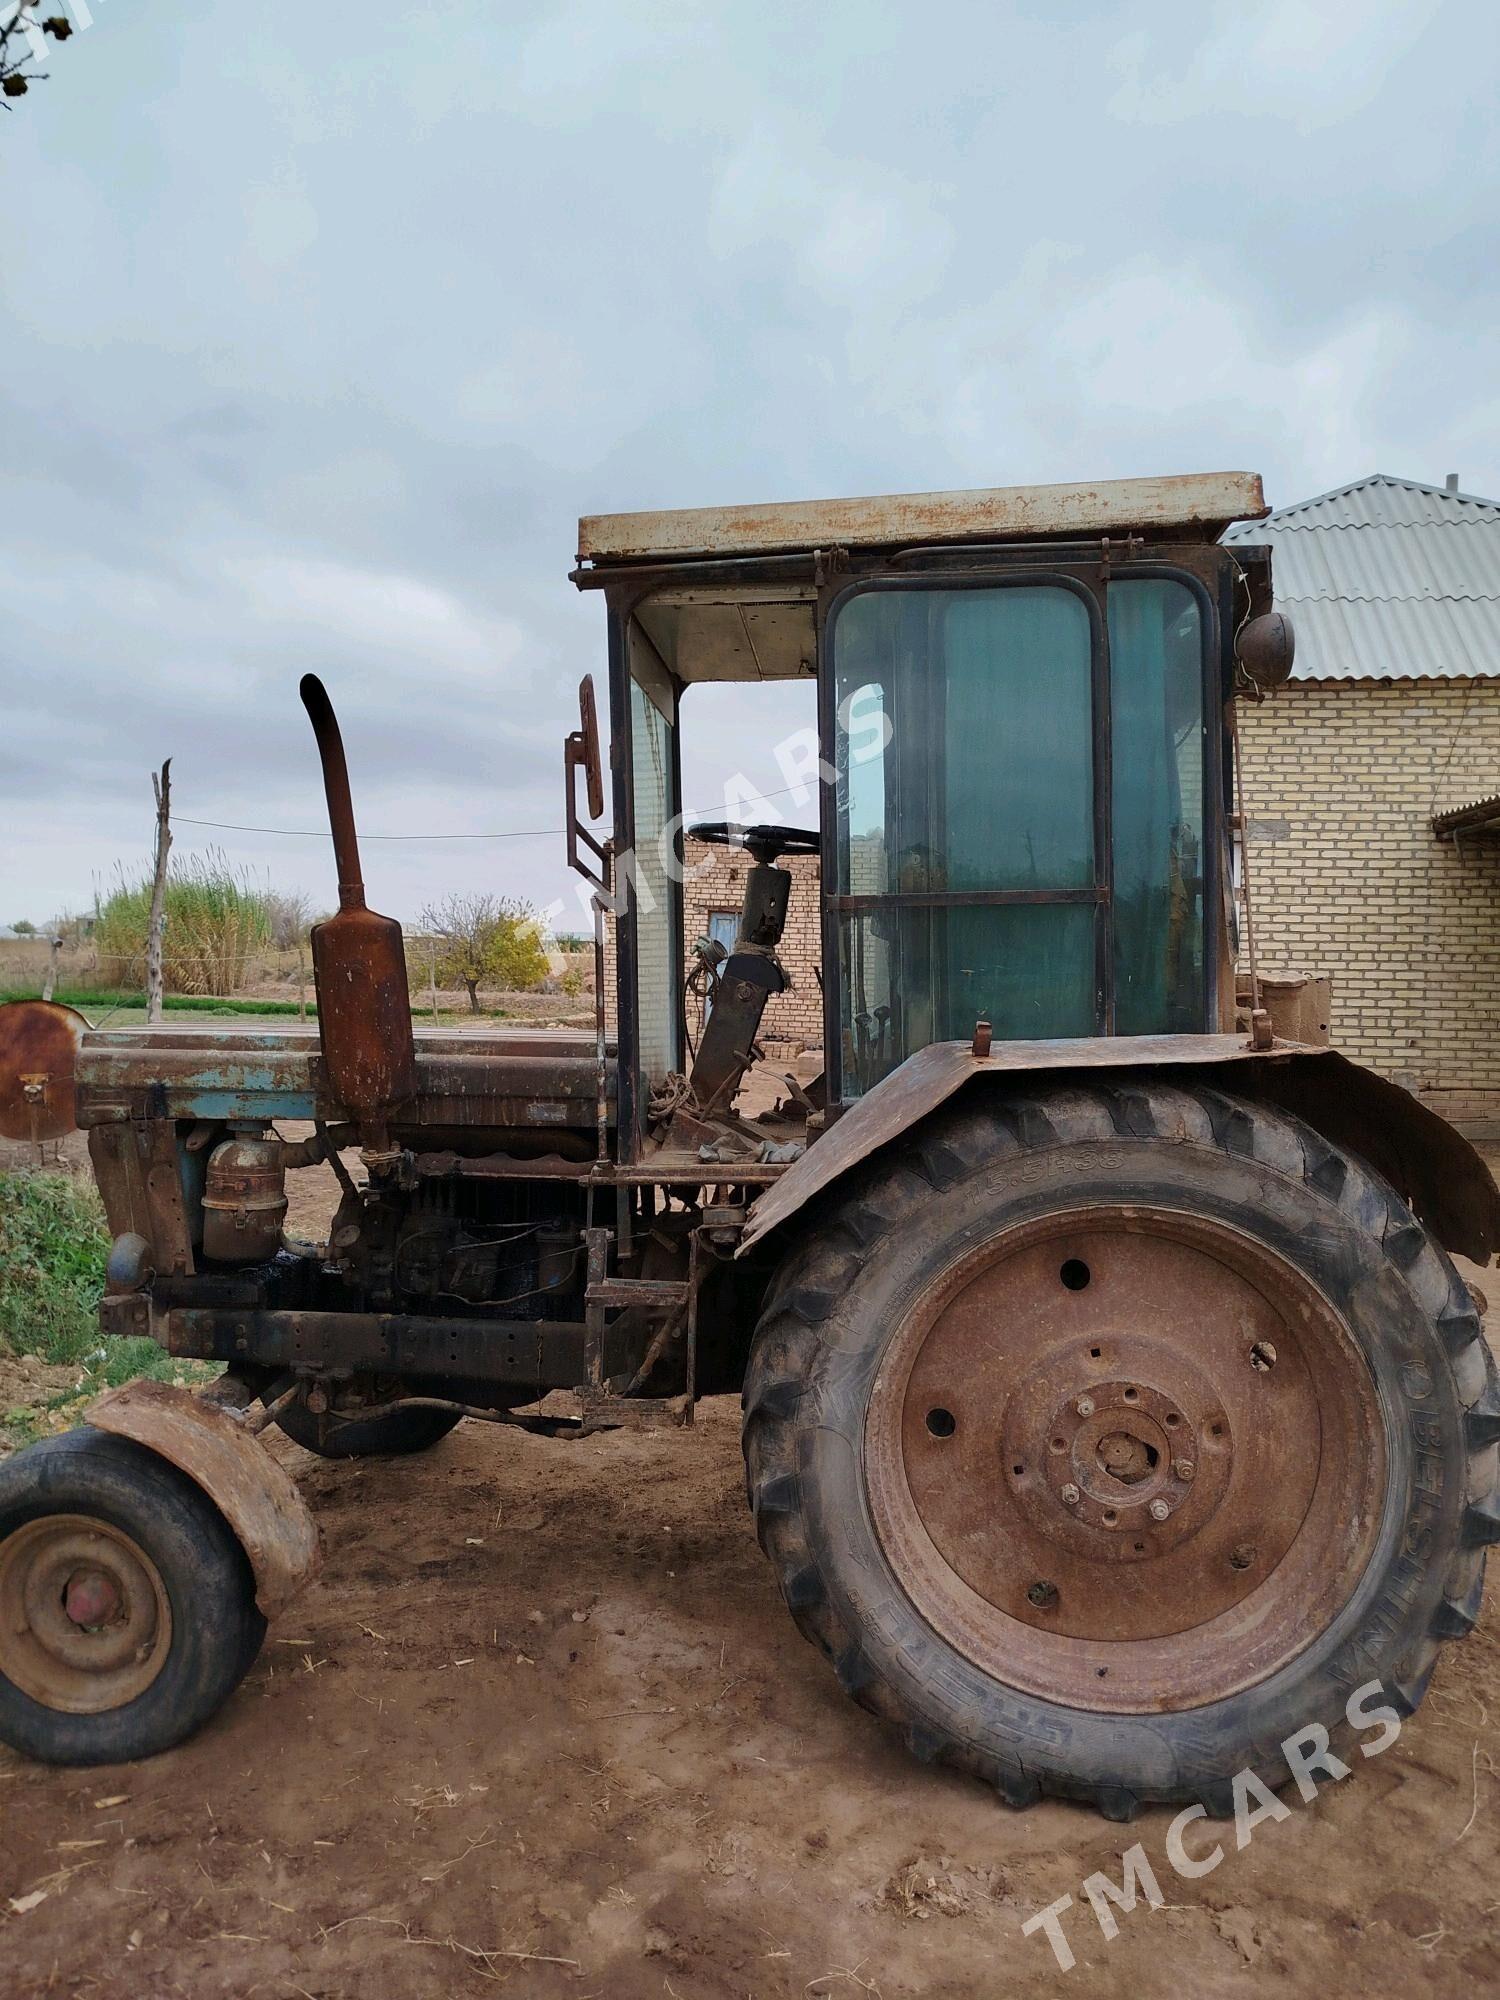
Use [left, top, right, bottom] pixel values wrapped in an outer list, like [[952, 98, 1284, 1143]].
[[0, 1171, 202, 1450], [3, 990, 536, 1023], [1, 988, 317, 1017]]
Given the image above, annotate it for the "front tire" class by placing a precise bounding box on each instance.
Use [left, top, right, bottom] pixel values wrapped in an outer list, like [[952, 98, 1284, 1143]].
[[0, 1428, 265, 1765], [743, 1080, 1500, 1818], [274, 1397, 463, 1460]]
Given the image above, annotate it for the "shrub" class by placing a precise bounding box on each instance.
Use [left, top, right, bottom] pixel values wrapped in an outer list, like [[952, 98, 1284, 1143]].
[[93, 852, 276, 995], [0, 1173, 212, 1449], [0, 1172, 109, 1365]]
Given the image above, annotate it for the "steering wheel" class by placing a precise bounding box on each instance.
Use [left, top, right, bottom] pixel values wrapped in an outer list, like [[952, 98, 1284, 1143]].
[[689, 821, 820, 864]]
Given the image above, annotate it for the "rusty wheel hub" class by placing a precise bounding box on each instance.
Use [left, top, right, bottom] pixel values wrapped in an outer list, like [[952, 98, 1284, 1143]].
[[0, 1516, 171, 1714], [1024, 1360, 1232, 1565], [865, 1207, 1385, 1712]]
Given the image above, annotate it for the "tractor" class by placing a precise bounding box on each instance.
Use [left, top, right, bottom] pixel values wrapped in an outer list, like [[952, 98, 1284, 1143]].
[[2, 470, 1497, 1819]]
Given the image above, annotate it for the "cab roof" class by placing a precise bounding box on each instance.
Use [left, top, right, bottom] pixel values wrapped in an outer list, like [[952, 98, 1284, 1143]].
[[577, 471, 1267, 566]]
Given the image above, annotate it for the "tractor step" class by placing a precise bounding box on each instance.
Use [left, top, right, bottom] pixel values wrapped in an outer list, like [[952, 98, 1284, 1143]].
[[584, 1275, 690, 1309], [576, 1388, 692, 1433]]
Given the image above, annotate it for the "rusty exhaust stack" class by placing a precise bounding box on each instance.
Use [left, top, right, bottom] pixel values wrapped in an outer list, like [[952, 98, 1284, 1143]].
[[299, 675, 418, 1126]]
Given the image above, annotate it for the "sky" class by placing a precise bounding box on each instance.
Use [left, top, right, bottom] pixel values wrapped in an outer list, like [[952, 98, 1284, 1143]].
[[3, 0, 1499, 936]]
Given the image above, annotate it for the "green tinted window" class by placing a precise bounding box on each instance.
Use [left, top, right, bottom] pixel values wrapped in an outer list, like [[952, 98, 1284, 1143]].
[[833, 585, 1097, 1093]]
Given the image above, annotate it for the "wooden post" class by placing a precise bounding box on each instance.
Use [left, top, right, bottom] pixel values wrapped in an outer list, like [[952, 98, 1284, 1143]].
[[297, 941, 308, 1021], [429, 938, 439, 1024], [145, 759, 172, 1025], [41, 934, 61, 1003]]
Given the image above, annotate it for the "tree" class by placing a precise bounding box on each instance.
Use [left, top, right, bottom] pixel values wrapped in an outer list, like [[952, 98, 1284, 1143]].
[[10, 918, 35, 934], [1, 7, 73, 106], [264, 889, 313, 950], [419, 893, 549, 1013]]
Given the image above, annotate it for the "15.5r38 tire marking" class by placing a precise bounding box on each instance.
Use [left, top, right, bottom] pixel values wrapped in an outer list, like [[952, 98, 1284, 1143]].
[[743, 1080, 1500, 1819]]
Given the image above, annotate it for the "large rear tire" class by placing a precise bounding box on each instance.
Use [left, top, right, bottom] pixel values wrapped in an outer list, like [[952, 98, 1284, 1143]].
[[743, 1080, 1500, 1818]]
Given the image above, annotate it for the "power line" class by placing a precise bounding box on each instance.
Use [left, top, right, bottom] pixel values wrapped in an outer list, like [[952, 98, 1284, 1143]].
[[174, 815, 560, 842], [174, 778, 823, 844]]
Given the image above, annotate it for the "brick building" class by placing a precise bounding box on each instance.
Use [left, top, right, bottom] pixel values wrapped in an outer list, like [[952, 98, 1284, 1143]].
[[681, 835, 822, 1055], [1225, 474, 1500, 1120], [600, 836, 824, 1063]]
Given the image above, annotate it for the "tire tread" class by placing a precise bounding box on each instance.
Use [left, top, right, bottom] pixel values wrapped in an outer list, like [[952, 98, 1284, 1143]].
[[743, 1076, 1496, 1817]]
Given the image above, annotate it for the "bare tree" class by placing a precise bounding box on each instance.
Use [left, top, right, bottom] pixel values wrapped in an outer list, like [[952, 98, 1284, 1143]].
[[264, 888, 313, 950], [1, 8, 73, 107]]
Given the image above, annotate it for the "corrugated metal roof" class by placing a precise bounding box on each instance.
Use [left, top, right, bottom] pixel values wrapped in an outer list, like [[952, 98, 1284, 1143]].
[[1271, 594, 1500, 682], [1223, 473, 1500, 681], [1433, 793, 1500, 838]]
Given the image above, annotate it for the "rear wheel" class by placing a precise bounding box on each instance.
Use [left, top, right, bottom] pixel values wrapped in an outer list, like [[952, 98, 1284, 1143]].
[[0, 1428, 264, 1765], [743, 1080, 1500, 1817]]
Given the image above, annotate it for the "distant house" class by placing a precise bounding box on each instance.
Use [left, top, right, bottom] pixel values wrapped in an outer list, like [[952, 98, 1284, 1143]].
[[1225, 474, 1500, 1122]]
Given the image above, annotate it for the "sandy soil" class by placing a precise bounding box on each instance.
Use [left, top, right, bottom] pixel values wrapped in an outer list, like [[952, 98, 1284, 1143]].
[[0, 1350, 85, 1424], [2, 1130, 1499, 1995], [2, 1398, 1498, 2000]]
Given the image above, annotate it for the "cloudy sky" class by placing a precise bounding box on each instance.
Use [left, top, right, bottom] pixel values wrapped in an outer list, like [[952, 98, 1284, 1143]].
[[3, 0, 1498, 935]]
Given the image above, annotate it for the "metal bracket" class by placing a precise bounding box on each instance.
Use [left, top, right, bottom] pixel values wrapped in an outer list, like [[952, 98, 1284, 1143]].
[[582, 1226, 613, 1388], [575, 1229, 703, 1428], [1098, 534, 1144, 580]]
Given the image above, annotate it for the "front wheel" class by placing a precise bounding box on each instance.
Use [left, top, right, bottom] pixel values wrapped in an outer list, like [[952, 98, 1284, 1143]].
[[0, 1428, 265, 1765], [743, 1080, 1500, 1818], [274, 1395, 463, 1460]]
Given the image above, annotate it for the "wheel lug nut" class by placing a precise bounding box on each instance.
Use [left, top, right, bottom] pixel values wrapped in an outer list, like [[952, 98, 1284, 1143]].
[[1148, 1498, 1171, 1522], [1230, 1543, 1257, 1570], [1075, 1397, 1094, 1417], [1026, 1580, 1058, 1609], [1173, 1458, 1195, 1481], [1060, 1483, 1080, 1505]]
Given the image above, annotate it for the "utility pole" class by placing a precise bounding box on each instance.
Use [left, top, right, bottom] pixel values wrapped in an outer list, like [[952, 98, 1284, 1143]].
[[145, 759, 172, 1025]]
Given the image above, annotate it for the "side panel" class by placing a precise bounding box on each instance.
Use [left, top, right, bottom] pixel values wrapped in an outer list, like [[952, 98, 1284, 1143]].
[[739, 1035, 1500, 1266]]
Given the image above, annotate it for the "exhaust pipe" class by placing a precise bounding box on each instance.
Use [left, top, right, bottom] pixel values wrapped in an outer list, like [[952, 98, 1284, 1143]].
[[299, 675, 418, 1125]]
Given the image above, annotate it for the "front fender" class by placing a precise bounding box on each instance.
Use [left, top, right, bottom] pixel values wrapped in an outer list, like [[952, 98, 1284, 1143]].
[[86, 1380, 321, 1618], [739, 1034, 1500, 1267]]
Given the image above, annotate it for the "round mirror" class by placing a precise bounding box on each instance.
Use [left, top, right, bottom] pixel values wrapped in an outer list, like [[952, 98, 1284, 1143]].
[[1236, 611, 1296, 690]]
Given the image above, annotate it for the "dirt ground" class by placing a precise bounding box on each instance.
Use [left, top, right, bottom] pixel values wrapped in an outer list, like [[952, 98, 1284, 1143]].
[[2, 1133, 1499, 1996]]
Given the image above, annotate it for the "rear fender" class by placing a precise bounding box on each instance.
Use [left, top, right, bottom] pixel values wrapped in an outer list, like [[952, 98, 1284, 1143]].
[[86, 1380, 320, 1618], [738, 1034, 1500, 1267]]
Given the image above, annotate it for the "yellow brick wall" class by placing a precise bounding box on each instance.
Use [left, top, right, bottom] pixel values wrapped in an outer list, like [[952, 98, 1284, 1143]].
[[1238, 678, 1500, 1118], [602, 838, 824, 1059], [681, 840, 823, 1050]]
